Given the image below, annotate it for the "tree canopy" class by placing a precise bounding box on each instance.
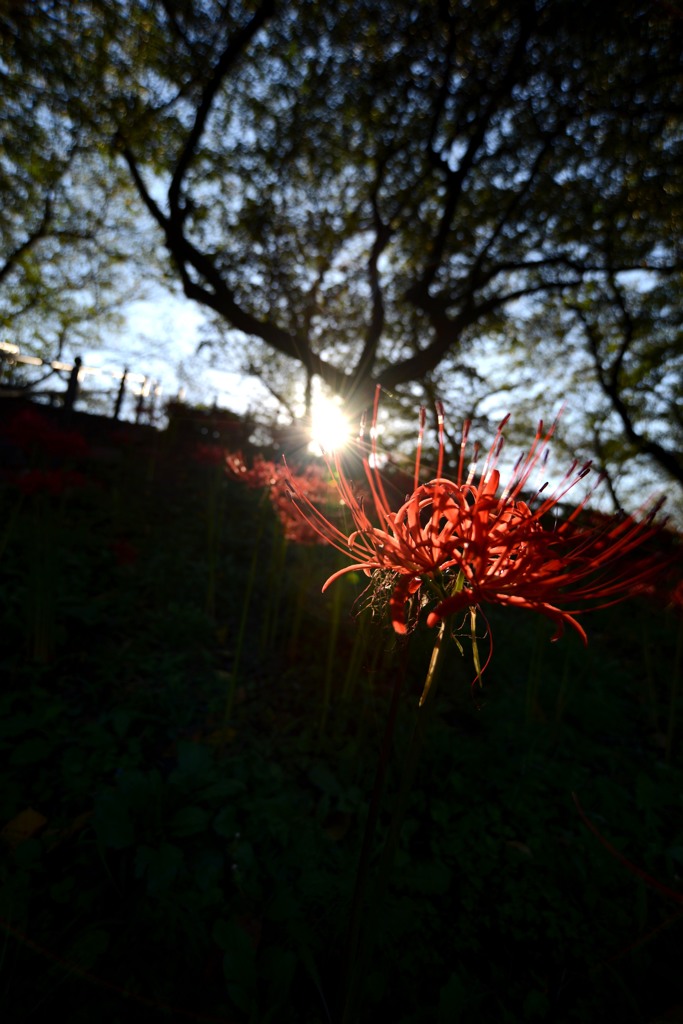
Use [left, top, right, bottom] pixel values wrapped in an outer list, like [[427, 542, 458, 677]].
[[2, 0, 682, 501], [0, 0, 158, 357]]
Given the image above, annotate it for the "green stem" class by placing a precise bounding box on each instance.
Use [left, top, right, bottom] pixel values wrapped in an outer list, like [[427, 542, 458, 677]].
[[319, 576, 344, 742], [0, 494, 24, 564], [205, 463, 224, 619], [342, 611, 372, 701], [341, 620, 450, 1024], [341, 659, 405, 1006], [640, 615, 660, 733], [260, 528, 288, 648], [376, 620, 448, 881], [31, 493, 57, 664], [525, 616, 545, 723], [286, 555, 310, 661], [554, 651, 571, 724], [223, 493, 268, 726], [665, 609, 682, 764]]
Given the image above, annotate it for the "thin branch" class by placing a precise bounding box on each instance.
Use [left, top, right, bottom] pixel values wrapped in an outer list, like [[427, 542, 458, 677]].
[[167, 0, 275, 222], [350, 162, 392, 390], [246, 360, 298, 421], [0, 194, 53, 286], [119, 144, 169, 232], [121, 141, 356, 399], [574, 302, 683, 487], [425, 9, 458, 167], [416, 1, 536, 296], [468, 132, 559, 287]]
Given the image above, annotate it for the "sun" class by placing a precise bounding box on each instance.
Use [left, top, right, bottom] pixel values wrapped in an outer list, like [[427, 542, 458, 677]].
[[308, 395, 351, 455]]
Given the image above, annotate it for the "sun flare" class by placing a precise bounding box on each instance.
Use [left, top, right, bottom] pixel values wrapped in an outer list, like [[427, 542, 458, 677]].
[[308, 396, 351, 455]]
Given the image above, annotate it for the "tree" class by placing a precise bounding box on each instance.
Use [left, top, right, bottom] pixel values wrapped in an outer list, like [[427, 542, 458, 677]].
[[464, 265, 683, 513], [0, 0, 159, 361], [2, 0, 682, 498]]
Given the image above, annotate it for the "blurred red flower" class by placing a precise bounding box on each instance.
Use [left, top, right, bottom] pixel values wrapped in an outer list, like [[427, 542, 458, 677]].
[[287, 388, 668, 676], [226, 451, 343, 544], [272, 462, 340, 544], [225, 452, 279, 489], [193, 443, 227, 466], [3, 407, 89, 460]]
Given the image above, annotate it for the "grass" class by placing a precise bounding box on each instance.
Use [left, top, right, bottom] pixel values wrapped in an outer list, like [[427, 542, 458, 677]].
[[0, 400, 681, 1024]]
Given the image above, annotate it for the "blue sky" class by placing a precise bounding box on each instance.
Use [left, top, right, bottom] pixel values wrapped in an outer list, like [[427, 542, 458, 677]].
[[85, 293, 269, 416]]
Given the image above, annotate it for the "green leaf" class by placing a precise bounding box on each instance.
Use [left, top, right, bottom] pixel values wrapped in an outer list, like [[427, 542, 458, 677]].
[[13, 837, 43, 869], [192, 847, 224, 891], [438, 972, 468, 1023], [168, 805, 209, 837], [110, 708, 133, 738], [134, 843, 184, 894], [169, 741, 213, 784], [261, 945, 297, 1012], [61, 929, 110, 973], [50, 876, 76, 904], [307, 764, 341, 796], [93, 792, 135, 849], [212, 805, 237, 839], [0, 713, 36, 739], [213, 918, 258, 1013], [10, 737, 51, 765]]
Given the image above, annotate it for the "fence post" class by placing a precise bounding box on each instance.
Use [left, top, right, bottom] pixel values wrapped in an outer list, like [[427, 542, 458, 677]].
[[64, 356, 82, 414], [148, 381, 161, 423], [113, 368, 128, 420], [135, 377, 149, 424]]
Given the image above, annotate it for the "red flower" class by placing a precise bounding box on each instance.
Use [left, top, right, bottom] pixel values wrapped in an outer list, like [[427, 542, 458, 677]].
[[287, 388, 667, 676], [225, 452, 279, 489], [226, 451, 344, 545], [271, 462, 340, 544], [193, 443, 227, 466], [3, 407, 89, 460]]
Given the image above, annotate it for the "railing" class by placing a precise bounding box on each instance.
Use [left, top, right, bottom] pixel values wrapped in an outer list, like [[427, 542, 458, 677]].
[[0, 342, 163, 424]]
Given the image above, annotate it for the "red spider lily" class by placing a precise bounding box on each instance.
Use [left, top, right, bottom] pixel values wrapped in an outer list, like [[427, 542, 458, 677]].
[[193, 442, 227, 466], [225, 451, 279, 489], [3, 407, 89, 460], [286, 387, 667, 678], [270, 462, 341, 544], [647, 562, 683, 612], [226, 451, 343, 544]]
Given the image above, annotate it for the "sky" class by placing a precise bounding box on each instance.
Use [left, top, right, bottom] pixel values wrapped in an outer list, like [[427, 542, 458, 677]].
[[82, 293, 271, 420]]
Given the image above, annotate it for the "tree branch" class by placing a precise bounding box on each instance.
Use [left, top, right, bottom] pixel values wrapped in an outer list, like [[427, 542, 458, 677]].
[[414, 1, 536, 298], [575, 302, 683, 487], [349, 162, 392, 391], [168, 0, 275, 222], [0, 194, 53, 286]]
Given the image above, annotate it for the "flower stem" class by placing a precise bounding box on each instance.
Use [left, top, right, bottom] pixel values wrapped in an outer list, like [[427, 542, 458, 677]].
[[205, 460, 224, 619], [260, 527, 288, 647], [223, 493, 268, 726], [319, 575, 344, 742], [341, 659, 405, 1006], [376, 620, 448, 887], [341, 620, 450, 1023], [665, 608, 682, 764], [342, 612, 372, 701]]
